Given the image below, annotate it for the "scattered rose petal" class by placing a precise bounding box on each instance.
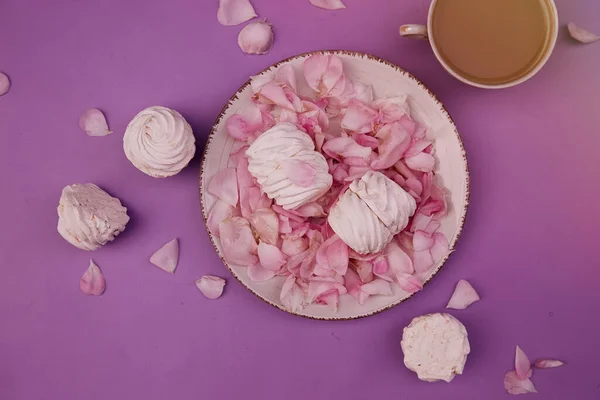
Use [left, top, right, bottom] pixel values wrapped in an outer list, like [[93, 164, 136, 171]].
[[567, 22, 599, 44], [323, 137, 371, 161], [303, 54, 345, 98], [370, 122, 411, 170], [80, 260, 106, 296], [248, 262, 276, 281], [217, 0, 257, 26], [79, 108, 112, 137], [196, 275, 226, 299], [405, 152, 435, 172], [208, 167, 239, 206], [274, 64, 297, 91], [446, 279, 480, 310], [341, 99, 378, 133], [346, 268, 391, 305], [280, 275, 306, 312], [257, 241, 287, 271], [396, 272, 423, 294], [207, 199, 238, 236], [0, 72, 11, 96], [249, 207, 279, 245], [504, 370, 537, 395], [374, 96, 410, 124], [238, 20, 274, 55], [316, 234, 349, 275], [534, 359, 564, 369], [295, 202, 325, 218], [282, 236, 309, 256], [309, 0, 346, 10], [515, 346, 533, 380], [150, 238, 179, 274], [226, 105, 265, 141], [219, 217, 258, 265], [413, 230, 435, 251]]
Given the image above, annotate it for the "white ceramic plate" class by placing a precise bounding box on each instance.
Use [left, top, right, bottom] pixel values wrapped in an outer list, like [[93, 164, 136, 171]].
[[200, 51, 469, 320]]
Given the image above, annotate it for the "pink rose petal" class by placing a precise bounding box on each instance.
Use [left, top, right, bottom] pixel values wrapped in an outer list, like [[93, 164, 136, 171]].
[[352, 133, 379, 149], [330, 162, 349, 182], [413, 249, 434, 274], [281, 237, 309, 256], [430, 232, 449, 264], [80, 260, 106, 296], [272, 204, 305, 223], [370, 122, 411, 170], [322, 136, 371, 161], [280, 275, 306, 312], [248, 262, 276, 281], [405, 152, 435, 172], [325, 236, 349, 275], [249, 207, 279, 245], [252, 80, 292, 110], [307, 278, 347, 304], [237, 20, 274, 55], [219, 217, 258, 265], [396, 272, 423, 294], [341, 99, 378, 133], [374, 97, 410, 124], [79, 108, 112, 137], [372, 256, 389, 277], [446, 279, 480, 310], [568, 22, 599, 44], [515, 346, 533, 380], [355, 260, 374, 283], [386, 241, 414, 275], [281, 159, 317, 187], [274, 64, 297, 91], [534, 359, 564, 369], [207, 199, 238, 236], [0, 72, 11, 96], [257, 241, 287, 271], [208, 167, 239, 207], [150, 238, 179, 274], [361, 278, 392, 297], [217, 0, 257, 26], [504, 370, 537, 395], [303, 54, 345, 98], [405, 139, 432, 158], [413, 230, 434, 252], [299, 105, 329, 137], [278, 214, 292, 234], [309, 0, 346, 10], [195, 275, 226, 299], [295, 202, 326, 218], [226, 106, 264, 141]]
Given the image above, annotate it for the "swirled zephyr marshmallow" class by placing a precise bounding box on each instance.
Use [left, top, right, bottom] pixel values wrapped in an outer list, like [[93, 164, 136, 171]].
[[123, 106, 196, 178], [401, 313, 471, 382], [57, 184, 130, 251], [328, 171, 416, 254], [245, 123, 333, 210]]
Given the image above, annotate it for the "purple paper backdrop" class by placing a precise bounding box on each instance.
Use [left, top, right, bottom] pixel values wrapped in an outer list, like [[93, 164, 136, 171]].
[[1, 0, 599, 399]]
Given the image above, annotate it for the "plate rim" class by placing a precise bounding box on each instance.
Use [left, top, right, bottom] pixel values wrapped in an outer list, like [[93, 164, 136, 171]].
[[199, 50, 471, 321]]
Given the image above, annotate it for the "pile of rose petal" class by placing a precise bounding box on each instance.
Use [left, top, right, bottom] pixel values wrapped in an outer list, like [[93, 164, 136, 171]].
[[504, 345, 564, 395], [207, 53, 449, 313]]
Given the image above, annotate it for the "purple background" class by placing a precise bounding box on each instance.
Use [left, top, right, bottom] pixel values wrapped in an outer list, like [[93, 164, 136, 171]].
[[1, 0, 599, 399]]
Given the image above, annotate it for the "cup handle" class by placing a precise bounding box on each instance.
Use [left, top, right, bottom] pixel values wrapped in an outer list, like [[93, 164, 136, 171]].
[[399, 24, 428, 40]]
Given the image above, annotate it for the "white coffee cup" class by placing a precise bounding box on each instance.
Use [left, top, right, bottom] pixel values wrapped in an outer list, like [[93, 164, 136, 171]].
[[400, 0, 559, 89]]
